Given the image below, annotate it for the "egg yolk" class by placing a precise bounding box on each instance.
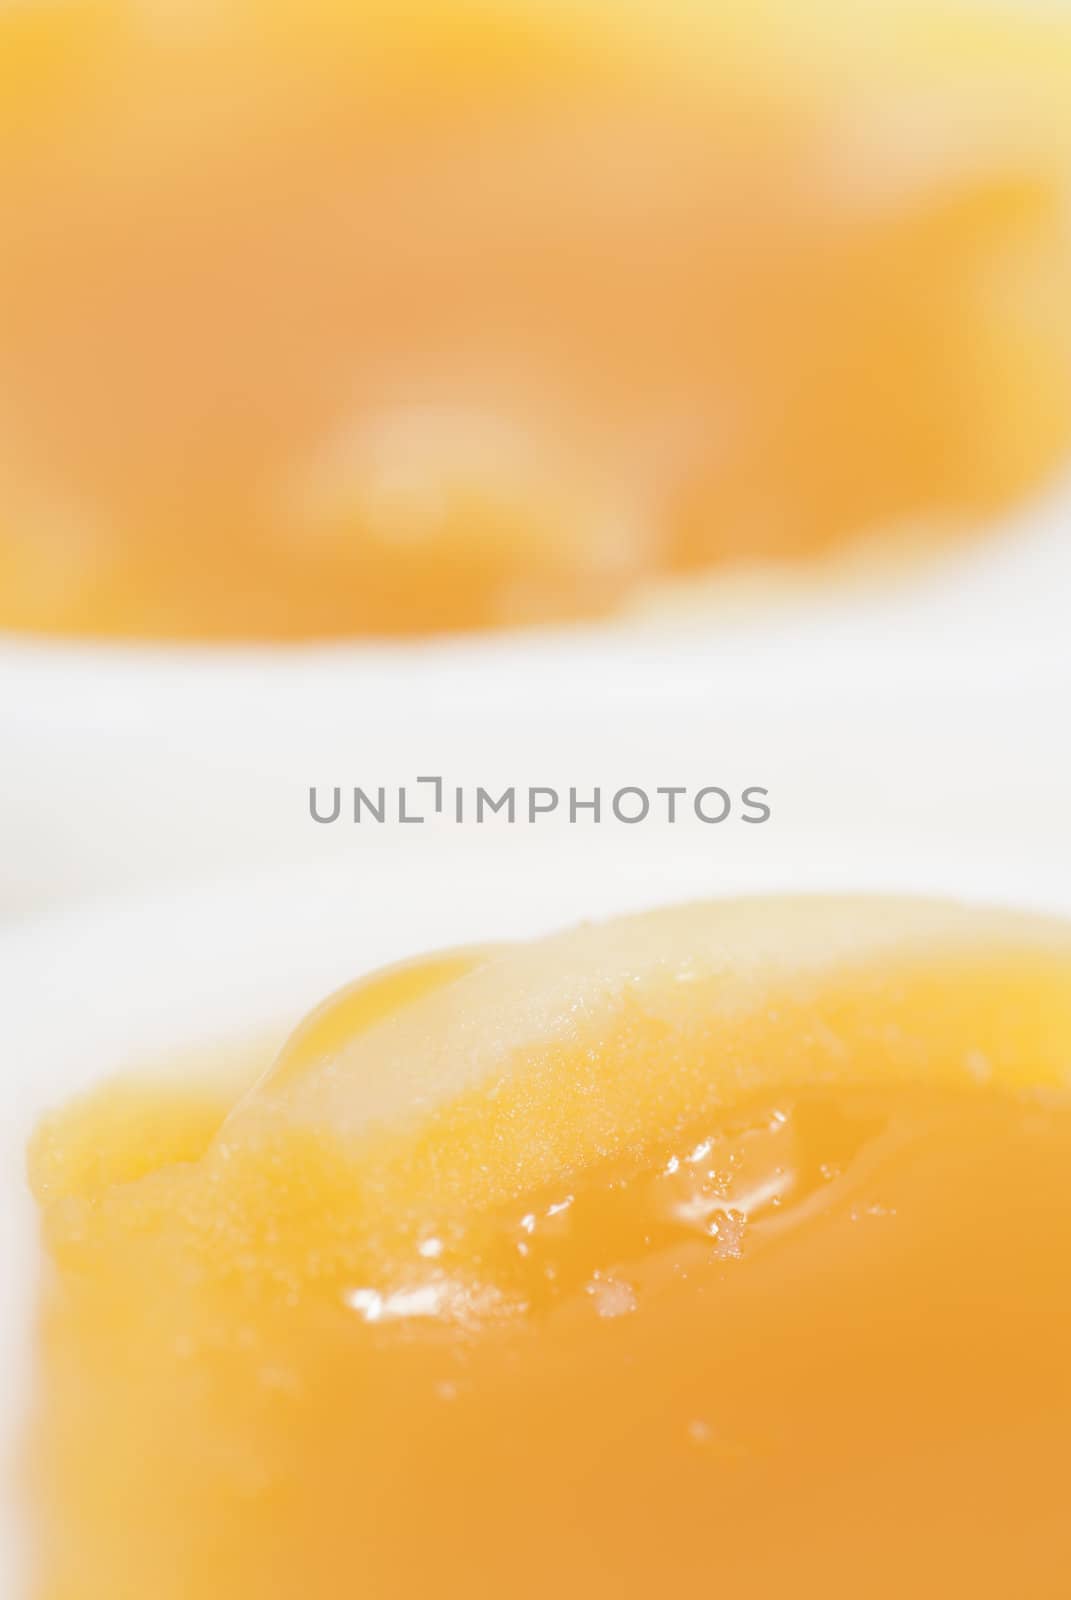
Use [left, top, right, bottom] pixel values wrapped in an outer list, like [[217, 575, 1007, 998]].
[[25, 897, 1071, 1598], [2, 1, 1071, 640]]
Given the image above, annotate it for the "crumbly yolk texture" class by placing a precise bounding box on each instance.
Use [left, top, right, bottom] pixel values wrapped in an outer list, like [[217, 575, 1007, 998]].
[[2, 1, 1071, 640], [26, 897, 1071, 1599]]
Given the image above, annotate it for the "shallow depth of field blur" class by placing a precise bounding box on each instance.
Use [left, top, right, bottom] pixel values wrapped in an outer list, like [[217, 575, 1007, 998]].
[[2, 0, 1071, 641], [4, 11, 1071, 1595]]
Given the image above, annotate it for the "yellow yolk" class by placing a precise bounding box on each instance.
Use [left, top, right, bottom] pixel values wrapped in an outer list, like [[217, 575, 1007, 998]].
[[2, 1, 1071, 640], [264, 946, 496, 1091], [25, 897, 1071, 1598]]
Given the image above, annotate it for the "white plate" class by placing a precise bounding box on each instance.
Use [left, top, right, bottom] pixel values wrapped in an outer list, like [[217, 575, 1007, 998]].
[[2, 474, 1070, 919]]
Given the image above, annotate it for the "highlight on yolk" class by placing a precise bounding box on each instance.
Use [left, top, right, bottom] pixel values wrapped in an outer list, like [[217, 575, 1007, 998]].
[[263, 946, 498, 1090], [2, 0, 1071, 641], [24, 896, 1071, 1599]]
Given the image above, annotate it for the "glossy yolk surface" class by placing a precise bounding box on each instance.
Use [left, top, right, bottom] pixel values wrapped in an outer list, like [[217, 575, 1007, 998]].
[[26, 898, 1071, 1598], [2, 1, 1071, 640]]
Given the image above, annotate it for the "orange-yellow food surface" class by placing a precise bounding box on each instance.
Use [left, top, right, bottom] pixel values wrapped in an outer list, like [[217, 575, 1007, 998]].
[[26, 898, 1071, 1598], [2, 2, 1071, 639]]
